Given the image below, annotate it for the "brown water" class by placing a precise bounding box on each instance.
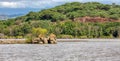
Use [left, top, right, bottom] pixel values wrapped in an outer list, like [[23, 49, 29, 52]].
[[0, 41, 120, 61]]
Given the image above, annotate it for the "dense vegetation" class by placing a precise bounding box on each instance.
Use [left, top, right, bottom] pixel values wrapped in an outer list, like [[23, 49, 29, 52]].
[[0, 2, 120, 39], [16, 2, 120, 21]]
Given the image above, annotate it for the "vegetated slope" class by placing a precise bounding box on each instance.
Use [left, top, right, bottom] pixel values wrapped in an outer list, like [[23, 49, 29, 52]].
[[0, 2, 120, 39], [16, 2, 120, 22]]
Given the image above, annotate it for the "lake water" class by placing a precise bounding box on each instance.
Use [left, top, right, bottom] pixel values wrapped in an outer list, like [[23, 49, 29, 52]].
[[0, 41, 120, 61]]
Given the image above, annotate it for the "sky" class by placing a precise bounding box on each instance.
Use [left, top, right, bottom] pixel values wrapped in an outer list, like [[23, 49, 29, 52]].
[[0, 0, 120, 15]]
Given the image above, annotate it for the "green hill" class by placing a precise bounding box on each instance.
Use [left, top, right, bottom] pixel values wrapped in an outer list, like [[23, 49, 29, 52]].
[[0, 2, 120, 39], [16, 2, 120, 22]]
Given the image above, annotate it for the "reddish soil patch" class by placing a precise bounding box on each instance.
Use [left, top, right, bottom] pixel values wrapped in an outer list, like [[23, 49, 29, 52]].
[[74, 16, 119, 22]]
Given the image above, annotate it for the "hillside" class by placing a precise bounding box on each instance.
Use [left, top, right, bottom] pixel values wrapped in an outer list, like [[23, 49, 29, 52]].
[[16, 2, 120, 22], [0, 2, 120, 39]]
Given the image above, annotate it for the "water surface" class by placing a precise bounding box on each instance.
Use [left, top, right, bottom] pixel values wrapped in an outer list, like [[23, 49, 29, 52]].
[[0, 41, 120, 61]]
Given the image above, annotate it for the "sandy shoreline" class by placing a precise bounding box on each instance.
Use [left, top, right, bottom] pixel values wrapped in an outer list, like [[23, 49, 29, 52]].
[[0, 39, 120, 42], [57, 39, 120, 42]]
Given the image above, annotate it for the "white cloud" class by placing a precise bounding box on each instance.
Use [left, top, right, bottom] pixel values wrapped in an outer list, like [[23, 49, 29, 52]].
[[1, 0, 64, 8], [0, 2, 17, 8], [0, 0, 59, 8], [0, 1, 26, 8], [0, 0, 120, 8]]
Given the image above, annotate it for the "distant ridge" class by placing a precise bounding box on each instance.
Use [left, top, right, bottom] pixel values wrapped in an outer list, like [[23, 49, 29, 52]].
[[0, 14, 24, 20], [0, 14, 8, 20]]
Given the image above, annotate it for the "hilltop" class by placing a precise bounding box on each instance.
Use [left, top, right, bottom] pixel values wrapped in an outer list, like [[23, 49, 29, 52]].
[[16, 2, 120, 22]]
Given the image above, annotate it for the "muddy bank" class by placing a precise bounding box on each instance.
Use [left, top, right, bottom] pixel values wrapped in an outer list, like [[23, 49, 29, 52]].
[[0, 39, 26, 44], [0, 39, 120, 44], [57, 39, 120, 42]]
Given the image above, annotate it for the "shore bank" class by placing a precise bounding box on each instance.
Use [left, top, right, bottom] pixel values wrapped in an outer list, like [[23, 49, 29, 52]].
[[57, 39, 120, 42], [0, 39, 120, 44], [0, 39, 26, 44]]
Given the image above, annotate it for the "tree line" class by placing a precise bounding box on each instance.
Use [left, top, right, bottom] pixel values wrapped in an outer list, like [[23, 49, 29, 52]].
[[0, 20, 120, 38]]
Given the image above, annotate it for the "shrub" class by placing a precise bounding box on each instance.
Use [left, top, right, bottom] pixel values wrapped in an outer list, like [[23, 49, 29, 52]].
[[80, 36, 88, 39], [26, 37, 33, 43], [16, 36, 23, 39], [58, 34, 74, 39]]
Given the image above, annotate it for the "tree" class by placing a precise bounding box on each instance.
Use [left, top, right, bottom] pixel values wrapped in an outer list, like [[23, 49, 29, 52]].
[[39, 10, 54, 20], [109, 14, 119, 20], [51, 13, 66, 22], [67, 12, 80, 21]]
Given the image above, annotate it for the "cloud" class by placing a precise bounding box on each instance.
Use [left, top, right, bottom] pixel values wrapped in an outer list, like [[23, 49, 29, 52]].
[[0, 0, 120, 8], [0, 0, 64, 8], [0, 2, 25, 8], [0, 0, 61, 8], [0, 2, 17, 8]]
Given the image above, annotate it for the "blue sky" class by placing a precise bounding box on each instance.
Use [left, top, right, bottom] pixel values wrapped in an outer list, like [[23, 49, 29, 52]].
[[0, 0, 120, 15]]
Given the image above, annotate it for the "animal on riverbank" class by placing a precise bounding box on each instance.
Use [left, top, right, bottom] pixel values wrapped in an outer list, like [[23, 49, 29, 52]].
[[32, 34, 57, 44], [48, 33, 57, 44]]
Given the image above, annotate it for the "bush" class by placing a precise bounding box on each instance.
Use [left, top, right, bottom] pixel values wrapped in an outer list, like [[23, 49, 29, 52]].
[[26, 37, 33, 43], [109, 14, 119, 20], [58, 35, 74, 39], [80, 36, 88, 39], [16, 36, 23, 39]]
